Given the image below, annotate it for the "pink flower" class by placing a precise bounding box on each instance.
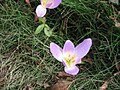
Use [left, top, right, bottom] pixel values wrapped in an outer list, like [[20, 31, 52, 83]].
[[50, 38, 92, 75], [36, 0, 62, 17]]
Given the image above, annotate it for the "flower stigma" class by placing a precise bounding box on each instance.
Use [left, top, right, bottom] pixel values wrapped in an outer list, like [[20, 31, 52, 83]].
[[64, 53, 77, 67]]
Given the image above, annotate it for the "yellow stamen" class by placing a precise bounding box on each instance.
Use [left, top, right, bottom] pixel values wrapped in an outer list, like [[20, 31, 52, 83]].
[[64, 53, 77, 67], [41, 0, 52, 7]]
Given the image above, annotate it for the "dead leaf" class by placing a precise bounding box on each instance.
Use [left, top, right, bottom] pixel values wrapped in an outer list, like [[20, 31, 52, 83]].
[[0, 67, 8, 78], [25, 0, 30, 4], [113, 71, 120, 76], [51, 80, 72, 90], [26, 85, 34, 90], [109, 15, 120, 27], [118, 11, 120, 14], [82, 57, 93, 65], [25, 0, 31, 7], [28, 87, 34, 90], [36, 80, 50, 89], [99, 81, 108, 90], [114, 57, 120, 71], [109, 16, 117, 22], [97, 13, 101, 19], [57, 72, 74, 78], [43, 83, 50, 88], [0, 78, 5, 86], [115, 22, 120, 27], [34, 14, 39, 22], [79, 65, 86, 71], [0, 67, 8, 86], [115, 63, 120, 71], [0, 0, 4, 3]]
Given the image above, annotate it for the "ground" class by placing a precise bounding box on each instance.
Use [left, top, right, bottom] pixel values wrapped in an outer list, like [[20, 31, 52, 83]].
[[0, 0, 120, 90]]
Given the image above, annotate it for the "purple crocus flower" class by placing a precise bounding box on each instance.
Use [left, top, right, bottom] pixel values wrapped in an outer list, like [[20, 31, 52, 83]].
[[50, 38, 92, 75], [36, 0, 62, 17]]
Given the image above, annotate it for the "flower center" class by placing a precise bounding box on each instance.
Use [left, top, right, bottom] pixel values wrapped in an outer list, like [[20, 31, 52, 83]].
[[64, 53, 76, 67], [41, 0, 52, 7]]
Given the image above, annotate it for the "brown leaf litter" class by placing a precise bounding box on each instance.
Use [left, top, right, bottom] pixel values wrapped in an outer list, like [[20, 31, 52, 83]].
[[0, 66, 8, 86], [51, 80, 72, 90], [99, 81, 108, 90]]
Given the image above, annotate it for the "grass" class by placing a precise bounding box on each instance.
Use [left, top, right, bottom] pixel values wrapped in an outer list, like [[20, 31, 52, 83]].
[[0, 0, 120, 90]]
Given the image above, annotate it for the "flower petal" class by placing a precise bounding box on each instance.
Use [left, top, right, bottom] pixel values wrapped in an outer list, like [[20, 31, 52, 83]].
[[63, 40, 74, 54], [64, 66, 79, 75], [50, 42, 63, 62], [76, 58, 82, 64], [36, 5, 47, 17], [75, 38, 92, 59], [46, 0, 62, 9]]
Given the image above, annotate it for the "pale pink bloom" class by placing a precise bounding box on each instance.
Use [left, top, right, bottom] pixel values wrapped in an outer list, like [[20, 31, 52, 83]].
[[36, 0, 62, 17], [50, 38, 92, 75]]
